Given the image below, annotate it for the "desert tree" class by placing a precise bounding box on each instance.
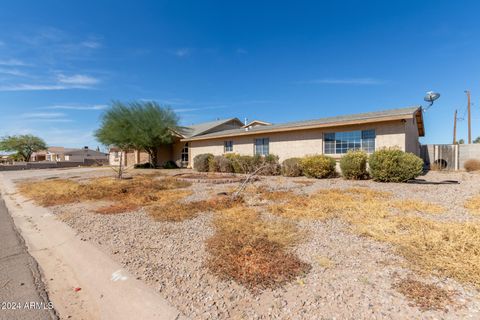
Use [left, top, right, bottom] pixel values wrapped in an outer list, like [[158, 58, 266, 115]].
[[95, 101, 180, 170], [0, 134, 47, 162], [474, 136, 480, 144]]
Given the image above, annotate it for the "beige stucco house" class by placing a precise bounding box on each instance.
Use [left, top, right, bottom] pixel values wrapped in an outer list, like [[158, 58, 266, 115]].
[[111, 106, 425, 168]]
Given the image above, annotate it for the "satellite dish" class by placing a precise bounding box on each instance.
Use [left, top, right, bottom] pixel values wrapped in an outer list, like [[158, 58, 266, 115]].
[[424, 91, 440, 105], [422, 91, 441, 111]]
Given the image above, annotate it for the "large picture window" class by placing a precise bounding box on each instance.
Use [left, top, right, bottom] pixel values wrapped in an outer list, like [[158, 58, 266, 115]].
[[254, 138, 269, 155], [324, 129, 375, 154]]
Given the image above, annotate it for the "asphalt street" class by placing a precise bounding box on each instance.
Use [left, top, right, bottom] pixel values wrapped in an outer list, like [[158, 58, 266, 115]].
[[0, 197, 57, 320]]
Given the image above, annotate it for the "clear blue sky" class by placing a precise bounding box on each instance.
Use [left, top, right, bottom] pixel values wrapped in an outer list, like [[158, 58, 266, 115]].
[[0, 1, 479, 148]]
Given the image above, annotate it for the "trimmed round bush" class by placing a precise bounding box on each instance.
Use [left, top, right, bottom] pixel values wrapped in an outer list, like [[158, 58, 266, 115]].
[[209, 155, 234, 173], [193, 153, 214, 172], [281, 158, 303, 177], [340, 150, 368, 180], [464, 159, 480, 172], [300, 155, 336, 179], [368, 148, 423, 182]]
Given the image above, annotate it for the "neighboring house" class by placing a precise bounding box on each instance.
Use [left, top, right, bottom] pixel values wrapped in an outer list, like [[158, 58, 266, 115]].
[[117, 106, 424, 168], [34, 146, 108, 163], [30, 151, 46, 162], [63, 147, 108, 163], [45, 147, 68, 161]]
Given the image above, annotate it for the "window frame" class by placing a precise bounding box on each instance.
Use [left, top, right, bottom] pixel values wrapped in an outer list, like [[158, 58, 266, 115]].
[[323, 129, 376, 155], [181, 142, 189, 166], [254, 138, 270, 156], [224, 140, 234, 153]]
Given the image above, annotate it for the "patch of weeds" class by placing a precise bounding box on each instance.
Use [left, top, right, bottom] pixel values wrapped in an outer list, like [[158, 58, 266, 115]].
[[465, 195, 480, 215], [148, 196, 243, 222], [390, 199, 444, 214], [17, 176, 192, 214], [267, 187, 480, 289], [394, 278, 455, 311], [206, 207, 310, 291], [315, 255, 333, 268]]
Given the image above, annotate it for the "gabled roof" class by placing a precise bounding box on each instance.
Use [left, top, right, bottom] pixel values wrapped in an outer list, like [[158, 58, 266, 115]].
[[182, 106, 424, 141], [243, 120, 272, 128], [178, 118, 243, 138]]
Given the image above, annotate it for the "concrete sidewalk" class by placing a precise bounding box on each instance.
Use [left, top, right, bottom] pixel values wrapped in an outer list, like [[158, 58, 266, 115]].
[[0, 198, 57, 320]]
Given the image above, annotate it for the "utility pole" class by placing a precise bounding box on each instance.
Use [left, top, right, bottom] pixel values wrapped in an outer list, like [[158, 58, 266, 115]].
[[466, 90, 472, 144], [453, 109, 457, 144]]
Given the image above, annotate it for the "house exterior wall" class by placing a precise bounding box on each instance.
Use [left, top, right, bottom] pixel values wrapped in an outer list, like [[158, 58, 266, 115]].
[[156, 144, 173, 166], [404, 117, 421, 155], [172, 141, 188, 167], [109, 151, 126, 166], [188, 120, 410, 165]]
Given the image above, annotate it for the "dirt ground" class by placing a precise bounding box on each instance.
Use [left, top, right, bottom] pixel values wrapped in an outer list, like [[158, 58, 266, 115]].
[[12, 168, 480, 319]]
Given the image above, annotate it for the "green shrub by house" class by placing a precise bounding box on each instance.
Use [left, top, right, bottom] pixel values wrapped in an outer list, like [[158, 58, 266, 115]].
[[368, 148, 423, 182], [209, 155, 233, 173], [193, 153, 214, 172], [340, 150, 368, 180], [300, 155, 336, 179], [281, 158, 303, 177], [225, 154, 254, 173]]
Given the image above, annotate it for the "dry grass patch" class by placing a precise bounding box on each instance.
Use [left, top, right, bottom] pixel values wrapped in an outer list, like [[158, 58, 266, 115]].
[[465, 195, 480, 215], [18, 175, 192, 214], [206, 207, 310, 291], [267, 187, 480, 289], [148, 196, 243, 222], [390, 199, 444, 214], [362, 216, 480, 288], [270, 188, 391, 221], [394, 278, 455, 311]]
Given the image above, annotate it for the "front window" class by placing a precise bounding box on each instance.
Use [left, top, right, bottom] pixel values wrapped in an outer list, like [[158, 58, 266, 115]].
[[254, 138, 269, 155], [181, 143, 189, 167], [324, 129, 376, 154], [224, 140, 233, 152]]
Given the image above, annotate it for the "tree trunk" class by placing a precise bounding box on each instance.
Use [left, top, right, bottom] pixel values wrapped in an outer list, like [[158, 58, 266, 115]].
[[148, 148, 159, 168]]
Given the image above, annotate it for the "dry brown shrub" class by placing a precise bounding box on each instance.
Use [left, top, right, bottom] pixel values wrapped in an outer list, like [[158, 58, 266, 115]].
[[206, 207, 309, 290], [464, 159, 480, 172], [390, 200, 444, 214], [148, 196, 244, 222], [394, 278, 455, 311], [465, 195, 480, 215]]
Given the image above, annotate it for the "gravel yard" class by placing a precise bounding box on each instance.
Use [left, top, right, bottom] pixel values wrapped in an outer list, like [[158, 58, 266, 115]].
[[15, 169, 480, 319]]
